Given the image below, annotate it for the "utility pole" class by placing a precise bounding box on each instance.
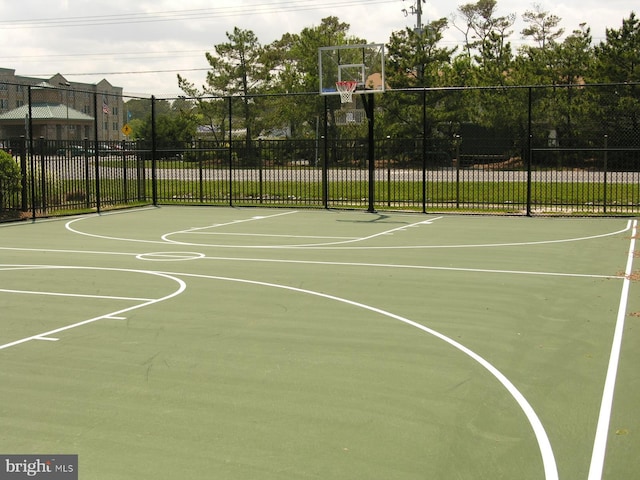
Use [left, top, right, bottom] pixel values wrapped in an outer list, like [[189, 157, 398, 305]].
[[402, 0, 428, 84], [402, 0, 426, 34]]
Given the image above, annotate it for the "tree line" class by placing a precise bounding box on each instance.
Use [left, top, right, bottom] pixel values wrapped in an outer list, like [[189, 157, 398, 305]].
[[126, 0, 639, 146]]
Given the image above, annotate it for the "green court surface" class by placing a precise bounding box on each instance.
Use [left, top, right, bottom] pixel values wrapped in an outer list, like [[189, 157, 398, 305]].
[[1, 207, 638, 480]]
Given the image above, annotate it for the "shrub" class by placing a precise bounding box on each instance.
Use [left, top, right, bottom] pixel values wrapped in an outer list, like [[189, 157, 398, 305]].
[[0, 150, 21, 210]]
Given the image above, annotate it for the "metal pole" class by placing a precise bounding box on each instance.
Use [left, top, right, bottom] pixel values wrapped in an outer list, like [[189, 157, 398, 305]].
[[526, 87, 533, 217], [27, 87, 36, 220], [150, 95, 157, 206], [416, 0, 423, 33], [323, 95, 329, 209], [603, 135, 608, 214], [93, 92, 101, 213], [422, 89, 427, 213], [228, 96, 233, 206], [364, 93, 376, 213]]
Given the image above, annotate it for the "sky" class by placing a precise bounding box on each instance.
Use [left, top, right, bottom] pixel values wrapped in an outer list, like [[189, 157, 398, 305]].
[[0, 0, 636, 98]]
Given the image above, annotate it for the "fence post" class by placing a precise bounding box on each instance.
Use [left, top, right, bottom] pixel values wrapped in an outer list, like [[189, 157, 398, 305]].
[[198, 138, 204, 203], [38, 137, 46, 213], [526, 87, 533, 217], [258, 139, 264, 203], [150, 95, 158, 206], [322, 95, 329, 209], [422, 89, 427, 214], [92, 93, 101, 213], [455, 135, 460, 209], [603, 135, 608, 214], [228, 96, 233, 207], [28, 87, 36, 220], [364, 93, 375, 213]]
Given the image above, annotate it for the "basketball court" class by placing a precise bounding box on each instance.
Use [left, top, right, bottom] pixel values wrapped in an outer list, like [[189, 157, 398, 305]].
[[0, 206, 638, 479]]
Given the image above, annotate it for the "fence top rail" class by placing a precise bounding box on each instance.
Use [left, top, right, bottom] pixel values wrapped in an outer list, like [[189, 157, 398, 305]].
[[532, 147, 640, 152]]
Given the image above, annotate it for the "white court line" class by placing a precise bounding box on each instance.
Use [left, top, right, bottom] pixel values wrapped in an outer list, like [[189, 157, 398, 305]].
[[200, 255, 622, 280], [59, 211, 633, 251], [162, 211, 299, 243], [0, 267, 186, 351], [186, 232, 359, 240], [0, 288, 152, 302], [159, 216, 444, 248], [64, 218, 171, 245], [588, 219, 638, 480], [304, 220, 634, 250], [170, 270, 559, 480]]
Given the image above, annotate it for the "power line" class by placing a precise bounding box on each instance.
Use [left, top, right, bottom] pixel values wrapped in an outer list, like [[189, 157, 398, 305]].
[[0, 0, 390, 29], [28, 68, 211, 77]]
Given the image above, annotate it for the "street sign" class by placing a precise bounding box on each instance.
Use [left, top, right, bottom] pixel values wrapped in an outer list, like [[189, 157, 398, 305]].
[[121, 124, 132, 136]]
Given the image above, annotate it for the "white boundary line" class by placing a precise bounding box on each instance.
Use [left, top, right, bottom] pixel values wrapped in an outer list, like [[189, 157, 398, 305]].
[[0, 266, 186, 351], [171, 271, 560, 480], [161, 216, 443, 248], [3, 212, 636, 479], [162, 211, 299, 243], [196, 255, 622, 280], [0, 288, 153, 302], [1, 261, 559, 478], [588, 219, 638, 480], [62, 213, 633, 250]]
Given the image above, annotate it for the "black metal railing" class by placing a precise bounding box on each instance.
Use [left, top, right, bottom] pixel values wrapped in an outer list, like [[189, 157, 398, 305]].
[[0, 83, 638, 221]]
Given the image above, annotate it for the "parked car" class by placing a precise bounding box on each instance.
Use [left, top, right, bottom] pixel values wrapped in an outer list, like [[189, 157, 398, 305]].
[[56, 145, 95, 157], [97, 143, 124, 156]]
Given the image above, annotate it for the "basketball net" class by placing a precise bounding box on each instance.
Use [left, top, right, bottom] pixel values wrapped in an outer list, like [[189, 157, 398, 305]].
[[335, 80, 358, 104]]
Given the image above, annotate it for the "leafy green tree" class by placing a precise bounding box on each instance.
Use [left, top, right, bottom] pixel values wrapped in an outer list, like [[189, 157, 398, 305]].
[[123, 98, 153, 139], [386, 19, 455, 88], [515, 5, 565, 84], [134, 99, 199, 157], [175, 78, 228, 143], [555, 24, 594, 84], [521, 4, 564, 49], [179, 27, 272, 148], [452, 0, 516, 85], [271, 17, 360, 93], [265, 17, 366, 139], [593, 12, 640, 143], [531, 25, 595, 147], [383, 19, 457, 140], [594, 12, 640, 82], [0, 150, 21, 212]]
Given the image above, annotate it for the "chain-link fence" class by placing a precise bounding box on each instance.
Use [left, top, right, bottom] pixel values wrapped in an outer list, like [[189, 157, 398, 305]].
[[0, 82, 638, 220]]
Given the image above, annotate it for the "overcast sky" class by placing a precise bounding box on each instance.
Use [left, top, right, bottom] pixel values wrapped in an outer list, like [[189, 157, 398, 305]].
[[0, 0, 636, 98]]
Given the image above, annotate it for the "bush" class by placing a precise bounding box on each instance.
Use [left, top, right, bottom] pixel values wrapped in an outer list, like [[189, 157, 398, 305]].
[[0, 150, 21, 210]]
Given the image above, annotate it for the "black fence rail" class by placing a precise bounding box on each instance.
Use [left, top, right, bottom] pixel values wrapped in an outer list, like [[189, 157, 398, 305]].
[[0, 83, 639, 220]]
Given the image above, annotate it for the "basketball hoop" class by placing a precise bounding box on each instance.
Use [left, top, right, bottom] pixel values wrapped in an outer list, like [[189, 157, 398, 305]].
[[335, 80, 358, 104]]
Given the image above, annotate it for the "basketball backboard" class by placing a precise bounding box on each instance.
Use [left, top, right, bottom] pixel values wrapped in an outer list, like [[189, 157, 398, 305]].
[[319, 43, 385, 96]]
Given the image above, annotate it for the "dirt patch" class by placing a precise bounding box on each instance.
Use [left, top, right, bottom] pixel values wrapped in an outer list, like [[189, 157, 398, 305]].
[[618, 270, 640, 281], [0, 210, 24, 223]]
